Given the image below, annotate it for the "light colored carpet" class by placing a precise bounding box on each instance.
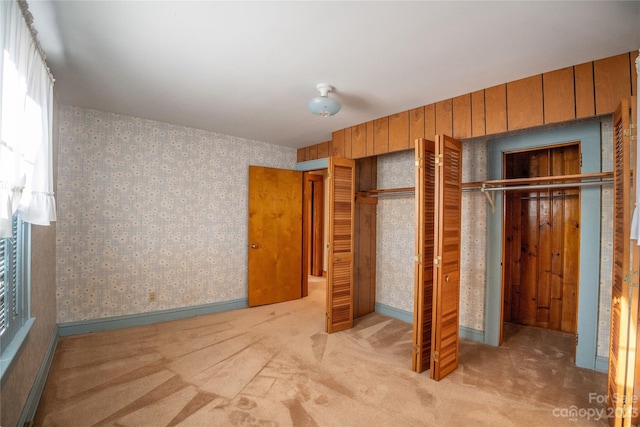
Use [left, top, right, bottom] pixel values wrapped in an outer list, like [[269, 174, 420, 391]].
[[34, 277, 607, 426]]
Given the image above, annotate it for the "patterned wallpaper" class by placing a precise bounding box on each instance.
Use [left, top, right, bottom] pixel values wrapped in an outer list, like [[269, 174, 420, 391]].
[[56, 106, 296, 323], [376, 151, 415, 313], [597, 118, 613, 358], [375, 144, 487, 331]]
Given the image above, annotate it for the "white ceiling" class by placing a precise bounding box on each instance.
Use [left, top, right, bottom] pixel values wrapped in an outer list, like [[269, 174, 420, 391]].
[[28, 1, 640, 149]]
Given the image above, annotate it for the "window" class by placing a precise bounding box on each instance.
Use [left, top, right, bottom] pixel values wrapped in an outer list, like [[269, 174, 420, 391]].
[[0, 213, 29, 354]]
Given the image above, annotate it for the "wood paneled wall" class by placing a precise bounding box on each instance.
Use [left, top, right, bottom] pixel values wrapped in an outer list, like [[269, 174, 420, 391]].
[[297, 51, 638, 161]]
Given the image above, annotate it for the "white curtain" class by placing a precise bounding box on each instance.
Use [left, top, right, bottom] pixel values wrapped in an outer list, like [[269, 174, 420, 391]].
[[0, 0, 56, 238]]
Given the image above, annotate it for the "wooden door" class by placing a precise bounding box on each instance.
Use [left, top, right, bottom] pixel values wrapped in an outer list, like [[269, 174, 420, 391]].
[[326, 157, 355, 333], [412, 136, 463, 380], [248, 166, 303, 306], [413, 138, 436, 373], [608, 97, 639, 426], [430, 134, 463, 380]]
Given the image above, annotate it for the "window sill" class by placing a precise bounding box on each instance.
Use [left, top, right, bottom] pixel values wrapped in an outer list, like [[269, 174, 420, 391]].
[[0, 317, 36, 381]]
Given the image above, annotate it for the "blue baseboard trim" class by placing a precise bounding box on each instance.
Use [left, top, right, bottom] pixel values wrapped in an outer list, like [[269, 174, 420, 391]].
[[58, 298, 248, 336], [595, 355, 609, 373], [19, 325, 58, 427], [375, 303, 413, 324], [460, 325, 484, 343]]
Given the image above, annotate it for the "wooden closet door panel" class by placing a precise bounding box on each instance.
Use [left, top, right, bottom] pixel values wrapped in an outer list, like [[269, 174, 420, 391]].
[[430, 134, 463, 381], [326, 157, 355, 333], [607, 97, 637, 426], [413, 138, 436, 373], [248, 166, 302, 306]]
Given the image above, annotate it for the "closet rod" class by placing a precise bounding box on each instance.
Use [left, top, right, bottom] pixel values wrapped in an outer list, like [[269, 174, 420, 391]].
[[357, 187, 415, 198], [475, 179, 612, 192]]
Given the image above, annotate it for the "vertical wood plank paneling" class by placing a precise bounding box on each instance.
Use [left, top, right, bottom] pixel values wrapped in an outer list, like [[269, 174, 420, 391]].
[[366, 121, 374, 156], [351, 124, 367, 159], [550, 148, 566, 331], [594, 53, 632, 115], [535, 151, 550, 328], [503, 193, 521, 323], [471, 90, 486, 137], [507, 75, 543, 131], [373, 117, 389, 155], [308, 144, 318, 160], [332, 130, 345, 158], [632, 50, 639, 96], [344, 127, 353, 159], [485, 84, 507, 135], [575, 62, 595, 118], [453, 94, 471, 139], [561, 146, 580, 334], [297, 148, 306, 163], [544, 67, 576, 124], [389, 111, 409, 152], [354, 157, 377, 318], [425, 104, 436, 141], [435, 99, 453, 137], [409, 106, 425, 149], [317, 141, 329, 159], [296, 50, 635, 159]]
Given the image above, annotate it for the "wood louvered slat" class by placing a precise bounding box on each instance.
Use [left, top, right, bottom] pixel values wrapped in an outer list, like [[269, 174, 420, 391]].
[[326, 158, 355, 333], [607, 97, 636, 427], [431, 134, 462, 381], [413, 138, 436, 373]]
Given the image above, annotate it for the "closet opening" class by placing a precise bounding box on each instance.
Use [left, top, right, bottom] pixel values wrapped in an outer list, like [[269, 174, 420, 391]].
[[304, 171, 325, 279], [502, 142, 581, 358]]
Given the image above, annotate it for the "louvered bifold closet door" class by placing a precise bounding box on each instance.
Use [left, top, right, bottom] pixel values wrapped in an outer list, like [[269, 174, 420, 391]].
[[608, 97, 638, 427], [326, 157, 355, 333], [431, 135, 463, 381], [413, 138, 436, 373]]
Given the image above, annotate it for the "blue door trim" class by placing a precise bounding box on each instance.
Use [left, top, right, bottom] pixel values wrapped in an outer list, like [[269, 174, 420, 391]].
[[485, 122, 601, 370]]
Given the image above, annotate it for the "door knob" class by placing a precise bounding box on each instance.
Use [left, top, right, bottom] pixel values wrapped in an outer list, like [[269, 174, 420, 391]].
[[445, 276, 450, 282], [251, 244, 258, 249]]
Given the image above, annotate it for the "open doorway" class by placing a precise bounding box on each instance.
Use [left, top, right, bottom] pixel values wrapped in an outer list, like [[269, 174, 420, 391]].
[[502, 143, 581, 359], [485, 122, 602, 370], [304, 171, 325, 279], [502, 144, 580, 332]]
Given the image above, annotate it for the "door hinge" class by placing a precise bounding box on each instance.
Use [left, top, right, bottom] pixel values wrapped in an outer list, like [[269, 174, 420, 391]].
[[434, 154, 443, 167], [575, 333, 579, 346], [415, 254, 422, 264], [579, 152, 583, 168], [434, 256, 441, 268], [624, 124, 637, 141], [431, 351, 439, 362], [415, 158, 422, 168]]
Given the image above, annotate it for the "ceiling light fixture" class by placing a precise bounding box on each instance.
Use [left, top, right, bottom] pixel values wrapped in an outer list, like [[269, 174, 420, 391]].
[[307, 83, 341, 117]]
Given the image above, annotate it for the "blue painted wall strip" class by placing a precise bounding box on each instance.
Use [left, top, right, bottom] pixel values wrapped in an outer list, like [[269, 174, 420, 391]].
[[595, 356, 609, 373], [19, 326, 58, 427], [58, 298, 248, 336], [459, 326, 484, 343], [295, 158, 328, 171], [375, 303, 413, 324]]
